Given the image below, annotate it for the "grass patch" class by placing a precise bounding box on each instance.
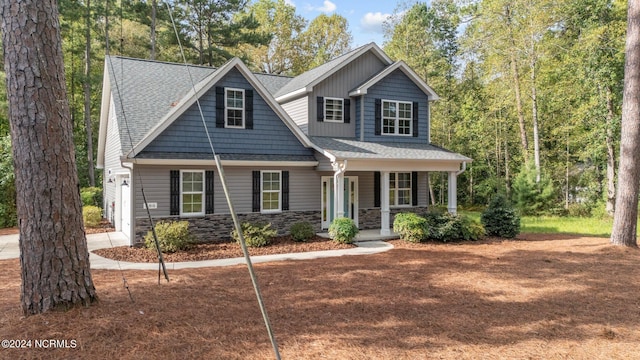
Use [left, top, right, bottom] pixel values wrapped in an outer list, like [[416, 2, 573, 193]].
[[461, 211, 613, 237]]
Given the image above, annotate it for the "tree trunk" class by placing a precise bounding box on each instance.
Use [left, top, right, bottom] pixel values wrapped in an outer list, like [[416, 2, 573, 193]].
[[611, 0, 640, 247], [505, 5, 529, 161], [150, 0, 157, 60], [1, 0, 98, 314], [605, 86, 616, 216], [84, 0, 95, 187], [531, 56, 541, 183]]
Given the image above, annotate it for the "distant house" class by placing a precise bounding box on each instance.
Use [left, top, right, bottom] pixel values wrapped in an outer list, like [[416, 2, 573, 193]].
[[96, 43, 471, 245]]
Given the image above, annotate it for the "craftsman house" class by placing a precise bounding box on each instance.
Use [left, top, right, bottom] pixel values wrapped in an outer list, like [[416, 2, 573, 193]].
[[97, 43, 471, 244]]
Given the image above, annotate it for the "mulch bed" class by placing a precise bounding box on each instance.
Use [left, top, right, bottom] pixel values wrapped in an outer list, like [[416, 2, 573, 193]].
[[2, 234, 640, 359], [93, 235, 355, 263]]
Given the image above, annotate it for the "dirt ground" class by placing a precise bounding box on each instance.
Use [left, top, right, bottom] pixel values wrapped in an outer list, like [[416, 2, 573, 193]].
[[1, 233, 640, 359]]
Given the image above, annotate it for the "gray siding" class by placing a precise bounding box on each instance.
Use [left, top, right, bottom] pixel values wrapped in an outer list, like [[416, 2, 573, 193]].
[[363, 69, 430, 143], [103, 99, 127, 219], [281, 96, 308, 134], [133, 165, 320, 219], [309, 51, 387, 137], [141, 68, 313, 157]]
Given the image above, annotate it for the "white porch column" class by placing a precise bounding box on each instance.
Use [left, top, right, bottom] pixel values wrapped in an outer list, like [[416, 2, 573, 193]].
[[380, 171, 391, 235], [332, 161, 347, 219], [447, 171, 457, 214]]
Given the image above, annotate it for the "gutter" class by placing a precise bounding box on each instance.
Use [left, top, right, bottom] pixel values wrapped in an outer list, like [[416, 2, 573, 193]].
[[456, 161, 467, 176]]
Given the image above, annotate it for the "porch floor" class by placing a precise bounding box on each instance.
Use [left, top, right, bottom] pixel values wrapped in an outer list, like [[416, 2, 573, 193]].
[[318, 229, 399, 242]]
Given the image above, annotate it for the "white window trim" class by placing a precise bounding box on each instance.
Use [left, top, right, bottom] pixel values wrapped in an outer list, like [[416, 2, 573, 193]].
[[324, 97, 344, 123], [390, 172, 412, 207], [180, 170, 205, 217], [225, 87, 245, 129], [260, 170, 282, 214], [381, 99, 413, 136]]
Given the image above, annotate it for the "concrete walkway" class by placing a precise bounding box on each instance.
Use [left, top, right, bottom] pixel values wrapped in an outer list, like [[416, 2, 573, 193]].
[[0, 231, 394, 270]]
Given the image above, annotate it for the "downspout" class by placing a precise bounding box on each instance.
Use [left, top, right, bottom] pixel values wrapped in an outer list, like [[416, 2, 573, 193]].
[[456, 161, 467, 176]]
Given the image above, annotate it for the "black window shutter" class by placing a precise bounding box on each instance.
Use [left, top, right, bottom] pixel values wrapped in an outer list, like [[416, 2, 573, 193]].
[[216, 87, 225, 128], [317, 96, 324, 122], [170, 170, 180, 215], [413, 101, 419, 137], [245, 89, 253, 129], [252, 171, 260, 212], [374, 99, 381, 135], [282, 171, 289, 211], [412, 171, 418, 206], [205, 170, 214, 214], [374, 171, 381, 207], [344, 99, 350, 123]]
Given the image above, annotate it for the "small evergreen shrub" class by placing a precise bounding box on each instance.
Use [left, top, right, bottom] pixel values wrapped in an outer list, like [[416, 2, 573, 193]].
[[481, 194, 521, 238], [328, 217, 359, 244], [144, 220, 194, 253], [512, 163, 556, 215], [80, 186, 103, 207], [393, 212, 428, 243], [231, 222, 277, 247], [82, 205, 102, 227], [424, 209, 484, 242], [290, 221, 315, 242]]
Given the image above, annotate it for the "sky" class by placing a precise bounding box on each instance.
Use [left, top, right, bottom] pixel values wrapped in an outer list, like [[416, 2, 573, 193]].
[[285, 0, 401, 47]]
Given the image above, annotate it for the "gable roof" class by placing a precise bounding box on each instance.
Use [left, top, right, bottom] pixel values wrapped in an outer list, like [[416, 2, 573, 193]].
[[274, 43, 393, 102], [98, 56, 314, 164], [349, 60, 440, 100]]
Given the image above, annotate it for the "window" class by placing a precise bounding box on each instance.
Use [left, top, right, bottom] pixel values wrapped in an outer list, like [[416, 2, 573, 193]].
[[390, 172, 412, 206], [225, 88, 244, 128], [261, 171, 281, 212], [324, 98, 344, 122], [382, 100, 412, 136], [181, 170, 204, 215]]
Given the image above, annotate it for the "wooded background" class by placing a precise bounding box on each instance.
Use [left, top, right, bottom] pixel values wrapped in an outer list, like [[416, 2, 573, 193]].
[[0, 0, 628, 227]]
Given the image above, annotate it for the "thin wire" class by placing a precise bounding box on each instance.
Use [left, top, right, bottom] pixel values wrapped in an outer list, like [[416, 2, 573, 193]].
[[104, 231, 134, 302], [107, 0, 169, 282], [164, 3, 280, 359]]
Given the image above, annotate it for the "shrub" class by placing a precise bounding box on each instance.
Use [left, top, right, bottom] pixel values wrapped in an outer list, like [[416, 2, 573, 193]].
[[80, 186, 103, 207], [481, 194, 521, 238], [512, 163, 556, 216], [424, 209, 484, 242], [231, 222, 277, 247], [82, 205, 102, 227], [328, 217, 359, 244], [393, 212, 428, 243], [144, 220, 194, 253], [290, 221, 315, 242]]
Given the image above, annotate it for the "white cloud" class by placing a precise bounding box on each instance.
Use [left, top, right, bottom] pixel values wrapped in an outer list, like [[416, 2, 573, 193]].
[[360, 12, 391, 34], [307, 0, 336, 13], [284, 0, 295, 7]]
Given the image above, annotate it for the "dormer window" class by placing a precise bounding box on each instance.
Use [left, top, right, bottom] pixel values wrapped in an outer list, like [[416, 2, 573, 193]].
[[215, 87, 254, 129], [324, 97, 344, 122]]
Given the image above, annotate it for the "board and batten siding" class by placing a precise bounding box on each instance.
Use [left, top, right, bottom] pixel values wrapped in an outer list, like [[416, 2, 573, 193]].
[[309, 51, 387, 138], [363, 69, 430, 143], [132, 165, 321, 219], [141, 68, 313, 157], [280, 96, 309, 134]]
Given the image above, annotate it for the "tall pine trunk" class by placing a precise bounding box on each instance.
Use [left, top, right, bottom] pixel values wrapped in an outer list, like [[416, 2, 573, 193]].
[[1, 0, 98, 314], [611, 0, 640, 247], [84, 0, 95, 187]]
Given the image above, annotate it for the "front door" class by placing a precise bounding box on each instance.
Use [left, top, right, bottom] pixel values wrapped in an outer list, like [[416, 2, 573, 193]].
[[321, 176, 358, 229]]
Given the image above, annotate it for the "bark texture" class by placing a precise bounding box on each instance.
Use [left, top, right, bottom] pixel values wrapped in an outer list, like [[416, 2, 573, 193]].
[[1, 0, 98, 314], [611, 1, 640, 247]]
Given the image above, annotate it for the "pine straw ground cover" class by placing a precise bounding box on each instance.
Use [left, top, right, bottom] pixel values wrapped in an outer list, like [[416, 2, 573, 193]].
[[1, 234, 640, 359]]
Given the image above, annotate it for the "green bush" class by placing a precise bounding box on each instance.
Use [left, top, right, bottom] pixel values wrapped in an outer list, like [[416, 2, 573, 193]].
[[290, 221, 315, 242], [393, 212, 428, 243], [231, 222, 277, 247], [512, 163, 556, 216], [80, 187, 103, 207], [328, 217, 359, 244], [145, 220, 194, 253], [82, 205, 102, 227], [425, 209, 484, 242], [481, 194, 521, 238]]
